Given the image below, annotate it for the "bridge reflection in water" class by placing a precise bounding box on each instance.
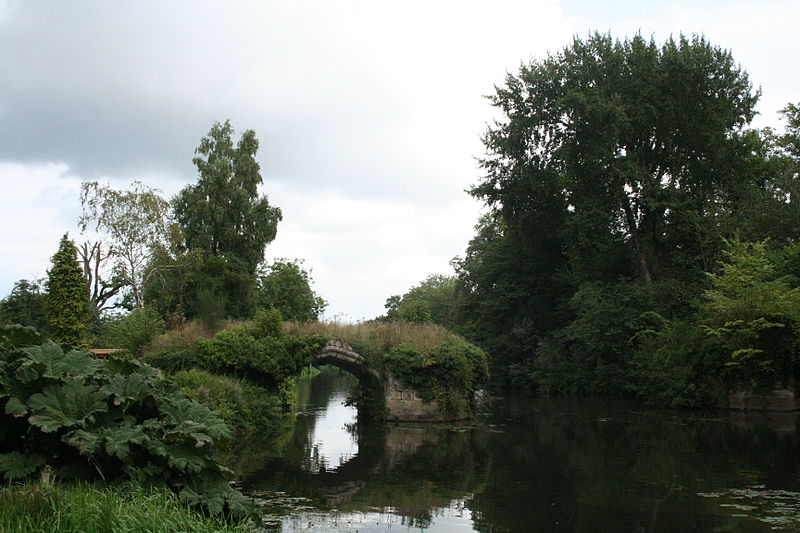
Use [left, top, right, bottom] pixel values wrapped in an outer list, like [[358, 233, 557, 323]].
[[239, 366, 487, 531], [238, 366, 800, 533]]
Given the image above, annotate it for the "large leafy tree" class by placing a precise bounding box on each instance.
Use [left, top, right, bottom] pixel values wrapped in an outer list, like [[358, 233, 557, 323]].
[[256, 259, 327, 321], [459, 33, 767, 387], [473, 33, 759, 285], [173, 120, 282, 275], [45, 235, 91, 347], [79, 181, 171, 309]]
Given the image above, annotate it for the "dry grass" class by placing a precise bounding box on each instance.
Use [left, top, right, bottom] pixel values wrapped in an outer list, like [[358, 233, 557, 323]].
[[146, 318, 457, 358], [284, 319, 457, 356], [147, 319, 248, 353]]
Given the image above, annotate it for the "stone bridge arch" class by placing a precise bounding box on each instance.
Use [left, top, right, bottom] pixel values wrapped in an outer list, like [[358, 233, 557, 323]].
[[313, 338, 457, 422]]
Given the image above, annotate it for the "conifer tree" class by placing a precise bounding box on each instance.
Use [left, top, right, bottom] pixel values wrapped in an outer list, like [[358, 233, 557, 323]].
[[45, 234, 90, 347]]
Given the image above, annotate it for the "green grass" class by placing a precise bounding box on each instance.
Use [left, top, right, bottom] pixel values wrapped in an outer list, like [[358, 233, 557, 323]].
[[0, 482, 253, 533]]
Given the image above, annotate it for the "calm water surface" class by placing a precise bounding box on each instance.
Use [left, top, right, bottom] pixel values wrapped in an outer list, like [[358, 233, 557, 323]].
[[238, 367, 800, 532]]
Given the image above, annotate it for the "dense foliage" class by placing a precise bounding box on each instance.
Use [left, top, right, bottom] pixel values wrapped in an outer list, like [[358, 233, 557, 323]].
[[0, 279, 45, 330], [256, 259, 327, 321], [0, 325, 247, 515], [380, 337, 489, 413], [45, 235, 91, 348], [443, 33, 800, 400], [383, 274, 458, 328], [172, 120, 282, 276], [93, 307, 165, 356], [193, 310, 327, 387], [171, 368, 290, 436]]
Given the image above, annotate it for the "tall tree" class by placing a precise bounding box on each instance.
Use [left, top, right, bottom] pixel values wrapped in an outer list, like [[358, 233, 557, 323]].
[[172, 120, 282, 275], [45, 234, 90, 347], [460, 33, 766, 387], [79, 181, 171, 309], [473, 33, 759, 286]]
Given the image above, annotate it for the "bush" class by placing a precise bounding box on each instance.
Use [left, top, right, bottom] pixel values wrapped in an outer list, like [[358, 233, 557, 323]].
[[700, 239, 800, 391], [0, 325, 247, 516], [194, 324, 326, 387], [93, 307, 164, 355], [628, 317, 719, 407], [171, 369, 290, 436]]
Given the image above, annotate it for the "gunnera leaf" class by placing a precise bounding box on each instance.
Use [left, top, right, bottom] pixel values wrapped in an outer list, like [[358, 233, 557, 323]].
[[28, 379, 109, 432], [62, 429, 101, 454], [165, 444, 209, 473], [161, 397, 231, 445], [102, 424, 150, 459], [23, 342, 103, 380], [4, 395, 27, 417], [0, 325, 43, 351], [101, 373, 153, 406], [0, 451, 46, 480]]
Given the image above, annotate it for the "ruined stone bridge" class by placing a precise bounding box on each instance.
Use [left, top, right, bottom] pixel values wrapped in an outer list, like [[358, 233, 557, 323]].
[[313, 338, 455, 422]]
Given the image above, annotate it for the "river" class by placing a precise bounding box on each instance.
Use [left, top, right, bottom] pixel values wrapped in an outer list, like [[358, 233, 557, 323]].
[[238, 366, 800, 532]]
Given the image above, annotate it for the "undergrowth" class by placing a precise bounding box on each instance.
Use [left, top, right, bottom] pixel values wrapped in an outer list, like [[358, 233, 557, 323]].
[[0, 482, 252, 533]]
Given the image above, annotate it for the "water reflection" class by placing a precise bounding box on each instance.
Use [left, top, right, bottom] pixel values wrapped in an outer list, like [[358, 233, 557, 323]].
[[241, 369, 800, 533]]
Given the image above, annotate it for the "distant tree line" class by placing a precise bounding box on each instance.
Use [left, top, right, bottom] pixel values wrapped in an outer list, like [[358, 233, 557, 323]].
[[0, 120, 326, 350], [384, 33, 800, 405]]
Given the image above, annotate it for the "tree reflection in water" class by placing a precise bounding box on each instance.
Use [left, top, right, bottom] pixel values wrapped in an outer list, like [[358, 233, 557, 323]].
[[239, 368, 800, 533]]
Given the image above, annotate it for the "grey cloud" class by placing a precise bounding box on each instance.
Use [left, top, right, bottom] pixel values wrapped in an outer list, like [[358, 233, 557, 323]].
[[0, 1, 458, 202]]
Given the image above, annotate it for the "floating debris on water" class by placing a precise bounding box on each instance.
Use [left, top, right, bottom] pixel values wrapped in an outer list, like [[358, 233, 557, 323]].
[[697, 486, 800, 529]]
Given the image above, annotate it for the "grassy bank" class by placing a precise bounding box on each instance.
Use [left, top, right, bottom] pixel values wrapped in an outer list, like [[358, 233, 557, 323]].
[[0, 482, 253, 533]]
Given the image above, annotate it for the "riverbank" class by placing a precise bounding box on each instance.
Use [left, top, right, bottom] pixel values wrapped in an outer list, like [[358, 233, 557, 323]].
[[0, 482, 253, 533]]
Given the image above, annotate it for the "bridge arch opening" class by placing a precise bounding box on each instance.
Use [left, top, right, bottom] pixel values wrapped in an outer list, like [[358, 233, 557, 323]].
[[312, 340, 385, 419]]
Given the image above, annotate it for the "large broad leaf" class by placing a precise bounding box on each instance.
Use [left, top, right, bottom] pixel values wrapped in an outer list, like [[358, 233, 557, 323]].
[[102, 424, 150, 459], [0, 451, 45, 480], [165, 444, 209, 473], [101, 373, 153, 406], [4, 395, 27, 417], [0, 325, 43, 352], [22, 342, 103, 380], [62, 429, 101, 454], [28, 379, 109, 433], [13, 364, 40, 383], [160, 397, 231, 445]]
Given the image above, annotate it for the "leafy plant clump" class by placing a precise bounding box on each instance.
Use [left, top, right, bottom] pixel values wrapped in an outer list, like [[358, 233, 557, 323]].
[[172, 368, 290, 436], [0, 325, 248, 516], [380, 337, 489, 412], [194, 309, 328, 387]]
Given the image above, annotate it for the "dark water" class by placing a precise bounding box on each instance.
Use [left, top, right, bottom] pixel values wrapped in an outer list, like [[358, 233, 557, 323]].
[[239, 367, 800, 532]]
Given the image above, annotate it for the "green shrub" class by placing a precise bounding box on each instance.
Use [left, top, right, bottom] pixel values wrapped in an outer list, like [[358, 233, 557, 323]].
[[628, 317, 719, 407], [0, 325, 247, 516], [194, 325, 326, 387], [253, 307, 283, 338], [700, 239, 800, 391], [172, 369, 289, 436], [380, 338, 489, 413], [93, 307, 164, 355]]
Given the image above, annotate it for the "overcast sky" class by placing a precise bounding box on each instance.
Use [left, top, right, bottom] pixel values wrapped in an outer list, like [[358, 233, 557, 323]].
[[0, 0, 797, 321]]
